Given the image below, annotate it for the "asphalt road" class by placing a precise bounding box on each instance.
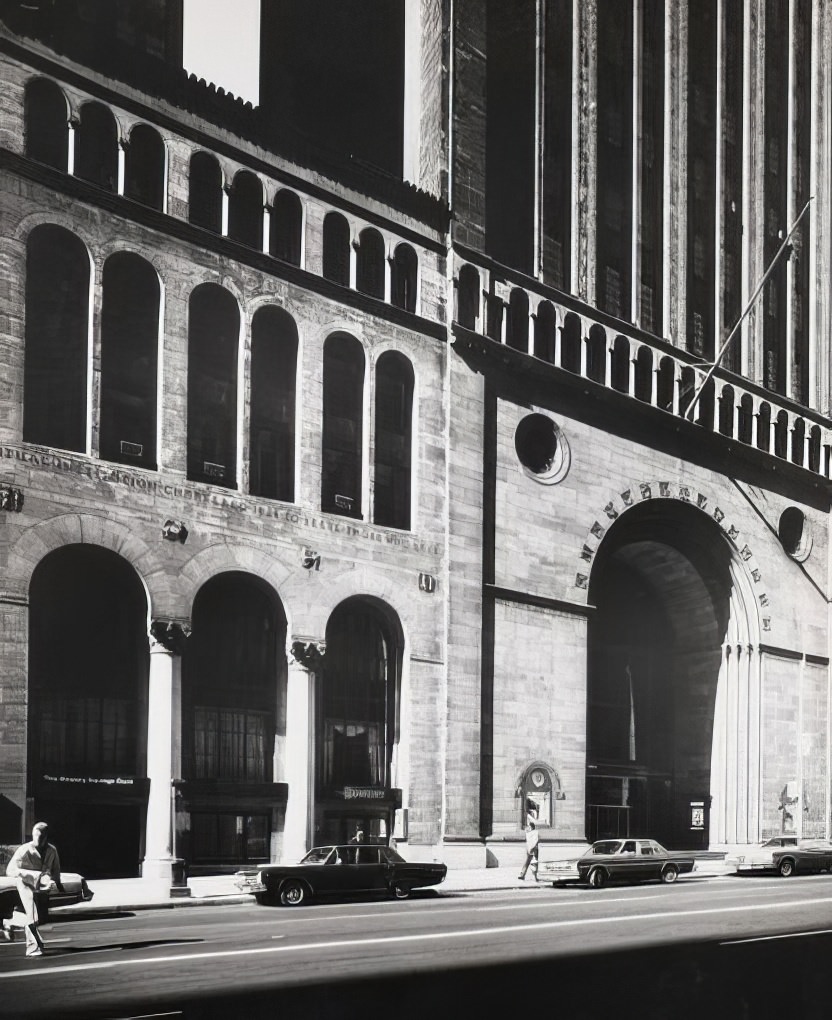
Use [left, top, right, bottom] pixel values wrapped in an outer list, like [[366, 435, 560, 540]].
[[3, 872, 832, 1019]]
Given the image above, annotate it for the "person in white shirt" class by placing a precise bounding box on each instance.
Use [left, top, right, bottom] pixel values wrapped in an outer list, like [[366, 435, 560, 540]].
[[518, 804, 540, 881], [5, 822, 63, 956]]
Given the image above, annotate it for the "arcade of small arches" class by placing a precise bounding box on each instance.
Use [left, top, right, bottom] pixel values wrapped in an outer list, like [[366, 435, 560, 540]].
[[456, 263, 831, 479], [22, 76, 421, 313], [22, 540, 408, 879], [21, 223, 415, 529]]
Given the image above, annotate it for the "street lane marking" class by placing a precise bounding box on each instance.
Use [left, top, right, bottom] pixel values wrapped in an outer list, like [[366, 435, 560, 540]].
[[5, 894, 832, 979], [721, 928, 832, 945]]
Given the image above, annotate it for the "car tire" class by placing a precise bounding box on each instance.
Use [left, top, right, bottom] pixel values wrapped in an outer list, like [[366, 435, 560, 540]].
[[587, 867, 606, 889], [279, 880, 307, 906], [390, 883, 410, 900], [660, 865, 678, 884], [778, 858, 795, 878], [254, 891, 278, 906]]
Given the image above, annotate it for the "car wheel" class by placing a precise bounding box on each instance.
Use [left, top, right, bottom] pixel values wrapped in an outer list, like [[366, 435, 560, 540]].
[[390, 883, 410, 900], [279, 880, 307, 906], [660, 865, 678, 884], [254, 891, 278, 906], [587, 867, 606, 889], [778, 858, 795, 878]]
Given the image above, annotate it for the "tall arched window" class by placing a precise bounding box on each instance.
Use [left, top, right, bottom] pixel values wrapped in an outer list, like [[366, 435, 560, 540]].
[[586, 325, 607, 383], [391, 243, 417, 312], [24, 78, 68, 170], [228, 170, 263, 249], [250, 306, 298, 502], [269, 189, 302, 265], [187, 284, 239, 488], [374, 351, 413, 530], [323, 212, 351, 286], [100, 252, 160, 469], [124, 124, 165, 211], [322, 333, 364, 518], [73, 101, 118, 191], [561, 313, 582, 373], [183, 572, 286, 867], [189, 151, 223, 233], [23, 225, 89, 452], [318, 598, 400, 845], [356, 228, 385, 298]]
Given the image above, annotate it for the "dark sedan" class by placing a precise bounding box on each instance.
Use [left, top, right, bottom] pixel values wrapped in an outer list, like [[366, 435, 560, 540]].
[[236, 844, 447, 906], [540, 838, 696, 888]]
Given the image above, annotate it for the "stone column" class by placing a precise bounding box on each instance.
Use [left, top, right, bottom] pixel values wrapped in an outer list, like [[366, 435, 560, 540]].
[[143, 620, 188, 890], [282, 641, 324, 862]]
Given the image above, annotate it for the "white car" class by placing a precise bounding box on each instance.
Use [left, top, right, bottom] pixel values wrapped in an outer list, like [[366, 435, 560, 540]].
[[725, 836, 800, 872]]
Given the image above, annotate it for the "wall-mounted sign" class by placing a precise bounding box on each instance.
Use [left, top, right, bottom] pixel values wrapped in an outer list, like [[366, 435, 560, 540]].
[[690, 801, 705, 830], [339, 786, 387, 800], [419, 572, 436, 593]]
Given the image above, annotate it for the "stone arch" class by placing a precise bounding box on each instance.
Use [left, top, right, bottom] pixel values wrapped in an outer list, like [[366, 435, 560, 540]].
[[586, 496, 763, 848]]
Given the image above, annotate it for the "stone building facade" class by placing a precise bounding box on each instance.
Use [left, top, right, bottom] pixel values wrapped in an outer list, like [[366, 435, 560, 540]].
[[0, 1, 831, 883]]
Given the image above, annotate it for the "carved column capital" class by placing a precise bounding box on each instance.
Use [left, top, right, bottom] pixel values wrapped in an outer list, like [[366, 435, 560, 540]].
[[150, 620, 191, 655], [290, 640, 326, 671]]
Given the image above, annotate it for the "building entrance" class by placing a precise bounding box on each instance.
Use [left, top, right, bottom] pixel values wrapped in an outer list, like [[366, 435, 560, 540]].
[[586, 501, 749, 848]]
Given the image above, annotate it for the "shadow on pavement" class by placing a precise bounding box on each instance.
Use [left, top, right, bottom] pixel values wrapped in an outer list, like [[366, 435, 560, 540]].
[[46, 938, 204, 956]]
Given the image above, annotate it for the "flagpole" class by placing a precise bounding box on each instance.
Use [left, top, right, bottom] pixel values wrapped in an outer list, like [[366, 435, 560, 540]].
[[684, 196, 814, 422]]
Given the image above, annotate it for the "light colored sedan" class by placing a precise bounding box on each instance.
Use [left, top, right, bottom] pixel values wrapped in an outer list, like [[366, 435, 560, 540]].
[[724, 836, 800, 873]]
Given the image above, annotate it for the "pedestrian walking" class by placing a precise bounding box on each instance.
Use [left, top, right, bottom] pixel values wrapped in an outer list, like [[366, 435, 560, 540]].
[[518, 801, 540, 881], [4, 822, 63, 956]]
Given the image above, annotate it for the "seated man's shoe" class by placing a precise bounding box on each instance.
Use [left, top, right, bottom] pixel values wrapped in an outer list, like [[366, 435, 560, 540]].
[[25, 944, 42, 957]]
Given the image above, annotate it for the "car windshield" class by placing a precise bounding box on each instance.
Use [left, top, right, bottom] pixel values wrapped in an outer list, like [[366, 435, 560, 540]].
[[300, 847, 336, 864], [589, 841, 622, 855]]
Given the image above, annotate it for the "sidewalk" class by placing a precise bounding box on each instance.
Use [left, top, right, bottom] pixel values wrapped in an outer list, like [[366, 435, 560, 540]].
[[51, 856, 733, 916]]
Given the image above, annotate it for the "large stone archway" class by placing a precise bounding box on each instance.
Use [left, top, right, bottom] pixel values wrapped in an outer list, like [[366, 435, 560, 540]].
[[587, 499, 761, 848]]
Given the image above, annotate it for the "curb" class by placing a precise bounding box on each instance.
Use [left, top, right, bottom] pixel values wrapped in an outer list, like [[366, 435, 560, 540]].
[[52, 893, 254, 915]]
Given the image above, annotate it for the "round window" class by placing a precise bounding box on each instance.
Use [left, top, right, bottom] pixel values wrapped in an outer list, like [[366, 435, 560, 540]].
[[778, 506, 812, 562], [514, 414, 570, 484]]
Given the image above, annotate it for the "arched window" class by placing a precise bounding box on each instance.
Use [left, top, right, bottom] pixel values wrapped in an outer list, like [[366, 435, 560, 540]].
[[184, 572, 285, 867], [657, 357, 675, 412], [506, 289, 529, 352], [228, 169, 263, 249], [534, 302, 556, 363], [250, 306, 298, 502], [809, 426, 821, 473], [23, 225, 89, 452], [319, 599, 400, 842], [791, 418, 806, 466], [100, 253, 159, 469], [611, 336, 630, 393], [24, 77, 68, 170], [189, 151, 222, 233], [457, 265, 480, 330], [124, 124, 165, 211], [29, 546, 148, 879], [187, 284, 239, 488], [696, 379, 715, 428], [718, 386, 735, 437], [738, 394, 754, 443], [73, 101, 117, 191], [757, 403, 772, 453], [586, 325, 606, 384], [323, 212, 351, 286], [269, 189, 302, 265], [486, 293, 503, 341], [356, 228, 385, 299], [561, 314, 582, 373], [634, 346, 653, 402], [322, 333, 364, 518], [678, 366, 697, 419], [374, 351, 413, 530], [391, 244, 417, 313], [774, 410, 789, 459]]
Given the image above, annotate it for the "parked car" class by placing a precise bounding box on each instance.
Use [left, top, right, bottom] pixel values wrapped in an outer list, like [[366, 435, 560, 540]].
[[724, 836, 800, 873], [539, 838, 696, 888], [236, 844, 448, 906], [0, 844, 94, 924], [770, 841, 832, 877]]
